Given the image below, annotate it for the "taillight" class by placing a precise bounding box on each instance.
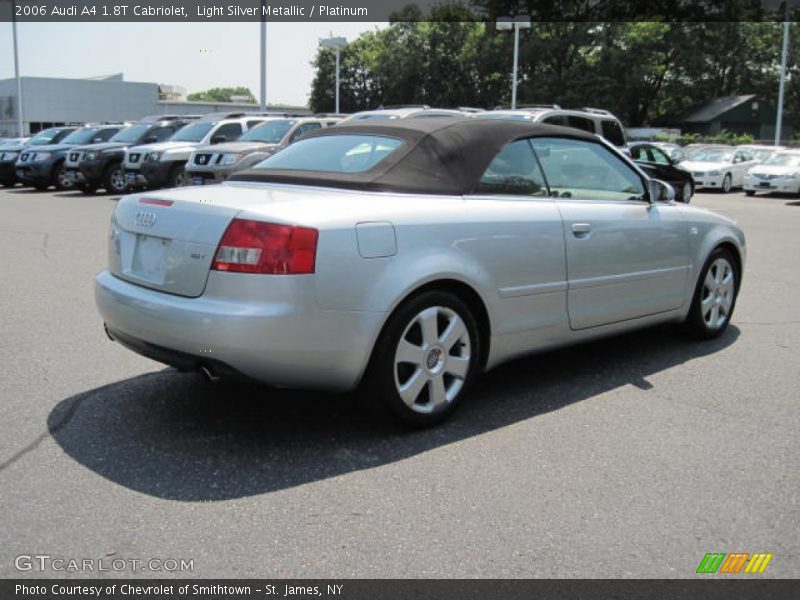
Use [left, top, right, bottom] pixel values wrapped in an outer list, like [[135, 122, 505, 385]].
[[211, 218, 318, 275]]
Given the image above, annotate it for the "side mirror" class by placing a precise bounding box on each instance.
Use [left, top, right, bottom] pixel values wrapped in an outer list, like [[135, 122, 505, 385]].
[[648, 179, 675, 203], [211, 135, 227, 145], [144, 136, 158, 144]]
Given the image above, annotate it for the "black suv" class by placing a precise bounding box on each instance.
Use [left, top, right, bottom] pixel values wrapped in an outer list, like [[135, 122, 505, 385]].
[[70, 116, 198, 194], [0, 127, 77, 188], [15, 125, 124, 191]]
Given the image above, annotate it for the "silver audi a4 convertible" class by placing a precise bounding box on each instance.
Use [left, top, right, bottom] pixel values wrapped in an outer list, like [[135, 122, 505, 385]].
[[96, 118, 745, 426]]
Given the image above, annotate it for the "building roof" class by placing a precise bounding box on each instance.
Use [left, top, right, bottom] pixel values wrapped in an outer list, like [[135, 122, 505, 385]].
[[229, 117, 602, 195], [684, 95, 757, 123]]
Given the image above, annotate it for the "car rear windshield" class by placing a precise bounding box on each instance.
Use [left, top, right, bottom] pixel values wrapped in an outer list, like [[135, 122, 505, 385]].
[[62, 127, 105, 144], [110, 124, 151, 143], [764, 153, 800, 167], [240, 120, 296, 143], [170, 122, 215, 142], [254, 134, 403, 173]]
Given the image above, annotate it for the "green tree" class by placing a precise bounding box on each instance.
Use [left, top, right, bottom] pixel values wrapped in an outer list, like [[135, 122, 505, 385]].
[[186, 87, 256, 103]]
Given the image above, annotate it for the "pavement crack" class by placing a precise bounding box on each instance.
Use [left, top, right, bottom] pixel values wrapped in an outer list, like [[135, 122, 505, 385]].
[[40, 232, 50, 259]]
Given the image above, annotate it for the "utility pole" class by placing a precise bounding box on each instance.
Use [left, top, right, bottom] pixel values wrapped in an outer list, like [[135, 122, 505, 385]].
[[775, 19, 790, 145], [260, 0, 267, 111], [12, 0, 24, 135]]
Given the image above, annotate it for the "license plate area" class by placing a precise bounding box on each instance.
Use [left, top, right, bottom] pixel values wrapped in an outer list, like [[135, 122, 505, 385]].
[[192, 176, 205, 186], [132, 233, 170, 283]]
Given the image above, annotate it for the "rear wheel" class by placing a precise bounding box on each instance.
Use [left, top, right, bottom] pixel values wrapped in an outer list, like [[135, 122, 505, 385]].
[[681, 182, 693, 203], [684, 247, 739, 339], [721, 174, 732, 193], [104, 163, 126, 194], [54, 162, 72, 191], [364, 290, 481, 427]]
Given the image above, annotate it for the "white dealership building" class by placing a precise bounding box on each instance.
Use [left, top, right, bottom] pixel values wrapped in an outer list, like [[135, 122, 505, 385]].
[[0, 73, 309, 136]]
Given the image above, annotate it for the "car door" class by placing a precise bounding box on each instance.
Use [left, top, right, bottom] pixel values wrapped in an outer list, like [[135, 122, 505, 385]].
[[531, 137, 691, 330]]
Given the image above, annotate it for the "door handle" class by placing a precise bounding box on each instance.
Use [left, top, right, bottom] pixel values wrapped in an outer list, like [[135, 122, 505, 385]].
[[571, 223, 591, 237]]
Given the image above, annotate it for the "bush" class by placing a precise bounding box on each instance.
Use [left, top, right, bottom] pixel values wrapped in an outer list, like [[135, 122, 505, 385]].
[[673, 130, 755, 146]]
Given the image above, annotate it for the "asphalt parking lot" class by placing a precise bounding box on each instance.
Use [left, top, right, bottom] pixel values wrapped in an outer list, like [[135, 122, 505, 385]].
[[0, 186, 797, 579]]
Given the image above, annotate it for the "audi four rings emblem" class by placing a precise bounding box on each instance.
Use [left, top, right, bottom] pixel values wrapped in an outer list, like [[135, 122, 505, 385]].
[[135, 211, 157, 228]]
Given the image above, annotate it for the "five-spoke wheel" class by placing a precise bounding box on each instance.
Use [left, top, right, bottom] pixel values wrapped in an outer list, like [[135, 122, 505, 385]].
[[685, 247, 739, 339]]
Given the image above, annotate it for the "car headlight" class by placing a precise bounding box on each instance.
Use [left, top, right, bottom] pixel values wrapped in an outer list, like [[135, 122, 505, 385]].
[[2, 152, 19, 161], [148, 152, 161, 162], [33, 152, 52, 162], [220, 153, 243, 166], [708, 170, 721, 176], [85, 151, 97, 160]]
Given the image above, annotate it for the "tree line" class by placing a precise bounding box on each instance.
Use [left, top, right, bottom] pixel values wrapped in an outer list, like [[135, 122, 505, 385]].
[[309, 15, 799, 130]]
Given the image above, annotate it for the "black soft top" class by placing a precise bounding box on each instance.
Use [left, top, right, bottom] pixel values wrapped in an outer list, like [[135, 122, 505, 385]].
[[228, 117, 603, 195]]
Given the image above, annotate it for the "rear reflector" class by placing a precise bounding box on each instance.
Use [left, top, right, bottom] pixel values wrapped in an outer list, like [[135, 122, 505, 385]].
[[139, 198, 174, 207], [211, 218, 318, 275]]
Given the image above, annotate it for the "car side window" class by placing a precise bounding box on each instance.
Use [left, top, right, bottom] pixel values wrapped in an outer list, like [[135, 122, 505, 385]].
[[214, 123, 244, 140], [542, 115, 567, 127], [476, 139, 548, 197], [630, 145, 648, 161], [149, 127, 175, 142], [600, 119, 626, 147], [566, 116, 596, 133], [290, 122, 322, 143], [532, 137, 646, 202], [650, 147, 672, 165]]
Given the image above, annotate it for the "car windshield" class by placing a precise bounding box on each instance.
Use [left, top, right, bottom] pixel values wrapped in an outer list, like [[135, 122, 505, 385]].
[[170, 122, 214, 142], [62, 127, 105, 144], [29, 129, 64, 145], [688, 148, 733, 162], [240, 120, 296, 143], [254, 134, 403, 173], [750, 149, 773, 161], [110, 124, 151, 143], [763, 153, 800, 167]]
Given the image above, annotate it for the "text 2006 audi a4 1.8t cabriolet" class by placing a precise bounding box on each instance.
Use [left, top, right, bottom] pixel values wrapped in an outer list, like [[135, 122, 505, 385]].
[[96, 118, 745, 426]]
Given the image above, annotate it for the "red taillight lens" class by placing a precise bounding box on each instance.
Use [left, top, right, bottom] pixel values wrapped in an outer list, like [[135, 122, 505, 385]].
[[211, 218, 318, 275], [138, 198, 174, 207]]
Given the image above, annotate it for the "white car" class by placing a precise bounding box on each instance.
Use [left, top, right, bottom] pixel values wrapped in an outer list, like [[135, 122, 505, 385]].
[[743, 150, 800, 196], [680, 146, 758, 192], [96, 119, 745, 427]]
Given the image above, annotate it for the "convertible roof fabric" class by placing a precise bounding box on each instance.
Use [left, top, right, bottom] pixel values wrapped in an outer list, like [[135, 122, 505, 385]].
[[228, 117, 603, 195]]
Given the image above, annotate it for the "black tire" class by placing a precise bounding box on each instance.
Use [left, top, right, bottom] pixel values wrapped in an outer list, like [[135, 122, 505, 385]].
[[103, 162, 126, 194], [362, 290, 482, 427], [721, 174, 732, 193], [79, 184, 98, 195], [684, 247, 740, 340], [745, 190, 755, 197], [168, 163, 190, 188], [53, 161, 72, 191], [33, 183, 49, 191]]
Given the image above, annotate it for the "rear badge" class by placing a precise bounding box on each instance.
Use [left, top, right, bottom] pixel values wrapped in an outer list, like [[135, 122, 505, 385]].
[[135, 211, 157, 228]]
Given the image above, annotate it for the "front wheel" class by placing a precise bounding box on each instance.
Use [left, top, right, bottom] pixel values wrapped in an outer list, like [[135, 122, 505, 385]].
[[104, 163, 126, 195], [684, 247, 739, 339], [54, 162, 73, 191], [721, 174, 732, 193], [364, 291, 481, 427], [169, 163, 190, 188], [681, 182, 693, 203]]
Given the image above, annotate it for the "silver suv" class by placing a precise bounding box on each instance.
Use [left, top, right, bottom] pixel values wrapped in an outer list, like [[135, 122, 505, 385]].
[[476, 105, 627, 148], [125, 112, 279, 189], [185, 116, 342, 185]]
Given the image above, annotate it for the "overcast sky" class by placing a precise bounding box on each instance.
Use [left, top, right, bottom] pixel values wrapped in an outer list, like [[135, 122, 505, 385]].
[[0, 22, 385, 107]]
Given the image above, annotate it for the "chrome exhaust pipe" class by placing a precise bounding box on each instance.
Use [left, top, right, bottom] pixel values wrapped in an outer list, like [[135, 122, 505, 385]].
[[200, 365, 221, 383]]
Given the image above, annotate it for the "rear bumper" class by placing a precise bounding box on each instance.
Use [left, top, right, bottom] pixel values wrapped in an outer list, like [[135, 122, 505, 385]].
[[94, 269, 386, 391]]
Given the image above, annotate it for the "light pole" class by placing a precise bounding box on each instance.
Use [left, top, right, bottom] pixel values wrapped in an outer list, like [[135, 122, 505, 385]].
[[320, 36, 347, 114], [12, 0, 24, 135], [775, 20, 790, 145], [496, 15, 531, 110], [259, 0, 267, 111]]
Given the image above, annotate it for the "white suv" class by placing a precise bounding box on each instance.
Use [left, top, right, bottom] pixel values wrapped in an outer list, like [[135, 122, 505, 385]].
[[476, 105, 627, 148]]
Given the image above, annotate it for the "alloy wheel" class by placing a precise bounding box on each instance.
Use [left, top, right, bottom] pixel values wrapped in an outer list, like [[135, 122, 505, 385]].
[[700, 257, 735, 329], [109, 167, 126, 193], [393, 306, 471, 414]]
